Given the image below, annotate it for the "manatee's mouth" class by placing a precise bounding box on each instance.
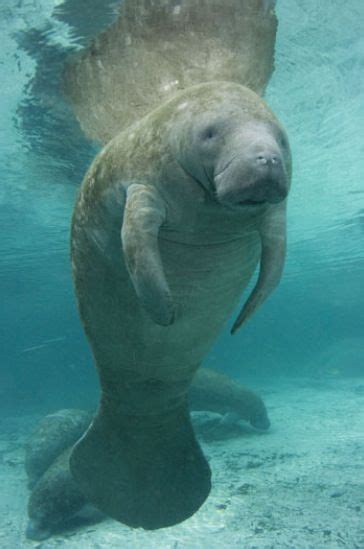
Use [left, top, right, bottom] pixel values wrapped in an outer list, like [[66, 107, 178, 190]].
[[238, 199, 267, 206]]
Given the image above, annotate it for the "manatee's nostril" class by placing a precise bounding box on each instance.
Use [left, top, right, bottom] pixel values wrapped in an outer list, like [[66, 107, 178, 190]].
[[255, 154, 281, 166], [256, 155, 268, 165], [270, 155, 281, 165]]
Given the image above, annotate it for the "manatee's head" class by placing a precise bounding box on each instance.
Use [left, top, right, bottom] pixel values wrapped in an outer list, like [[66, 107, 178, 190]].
[[26, 493, 54, 541], [171, 82, 291, 210], [249, 407, 271, 431], [26, 518, 51, 541]]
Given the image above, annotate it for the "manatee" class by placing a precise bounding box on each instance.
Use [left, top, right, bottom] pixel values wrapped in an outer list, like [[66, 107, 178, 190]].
[[26, 448, 88, 541], [24, 370, 270, 539], [70, 79, 291, 529], [24, 409, 93, 488], [24, 369, 269, 493], [26, 447, 102, 541], [189, 368, 270, 430]]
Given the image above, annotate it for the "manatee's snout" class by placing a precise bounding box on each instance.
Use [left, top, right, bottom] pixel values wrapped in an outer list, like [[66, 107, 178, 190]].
[[248, 146, 288, 203], [26, 519, 51, 541], [250, 410, 271, 431], [213, 128, 290, 208]]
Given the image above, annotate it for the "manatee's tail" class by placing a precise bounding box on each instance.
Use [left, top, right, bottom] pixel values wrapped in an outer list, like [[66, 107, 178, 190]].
[[70, 403, 211, 529]]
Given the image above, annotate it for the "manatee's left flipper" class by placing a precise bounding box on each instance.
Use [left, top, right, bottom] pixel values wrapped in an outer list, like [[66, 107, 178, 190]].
[[122, 183, 175, 326], [231, 201, 287, 333]]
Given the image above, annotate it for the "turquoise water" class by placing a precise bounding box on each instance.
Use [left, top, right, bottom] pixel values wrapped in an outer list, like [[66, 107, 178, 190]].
[[0, 0, 363, 546], [1, 0, 362, 410]]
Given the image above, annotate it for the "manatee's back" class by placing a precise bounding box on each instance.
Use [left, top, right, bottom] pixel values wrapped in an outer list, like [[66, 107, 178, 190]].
[[63, 0, 277, 143]]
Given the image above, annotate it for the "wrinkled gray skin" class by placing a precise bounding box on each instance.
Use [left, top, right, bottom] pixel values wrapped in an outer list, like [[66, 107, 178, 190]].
[[71, 81, 291, 529], [26, 448, 88, 541], [25, 370, 270, 539], [25, 409, 93, 489]]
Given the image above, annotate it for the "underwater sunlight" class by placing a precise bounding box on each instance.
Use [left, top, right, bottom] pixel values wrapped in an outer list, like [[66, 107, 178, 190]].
[[0, 0, 363, 546]]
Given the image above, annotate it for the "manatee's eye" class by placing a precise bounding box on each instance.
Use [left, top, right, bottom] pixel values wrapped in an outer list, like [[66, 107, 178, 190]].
[[200, 125, 219, 142], [204, 127, 216, 139]]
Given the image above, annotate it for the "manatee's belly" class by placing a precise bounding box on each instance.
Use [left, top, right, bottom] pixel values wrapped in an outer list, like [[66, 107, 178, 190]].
[[159, 231, 260, 340], [74, 226, 259, 379]]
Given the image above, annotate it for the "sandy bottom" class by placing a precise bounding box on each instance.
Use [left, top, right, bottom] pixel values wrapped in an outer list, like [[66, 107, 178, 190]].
[[0, 377, 363, 548]]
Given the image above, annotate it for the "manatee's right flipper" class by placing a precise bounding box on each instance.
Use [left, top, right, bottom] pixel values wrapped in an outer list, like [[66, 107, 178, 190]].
[[63, 0, 277, 143], [121, 183, 175, 326], [70, 399, 211, 529]]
